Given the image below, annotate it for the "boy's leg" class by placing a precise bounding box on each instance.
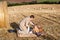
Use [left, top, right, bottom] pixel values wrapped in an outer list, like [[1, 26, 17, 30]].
[[33, 31, 41, 37]]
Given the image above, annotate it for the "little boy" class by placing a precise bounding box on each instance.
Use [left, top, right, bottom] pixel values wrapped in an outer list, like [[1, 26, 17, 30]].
[[33, 25, 44, 37]]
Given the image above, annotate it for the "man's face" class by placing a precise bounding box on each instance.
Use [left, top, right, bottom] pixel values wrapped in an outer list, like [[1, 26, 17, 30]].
[[30, 18, 34, 21]]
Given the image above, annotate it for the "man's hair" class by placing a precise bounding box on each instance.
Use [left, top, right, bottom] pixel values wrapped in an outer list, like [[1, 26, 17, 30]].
[[30, 15, 34, 18]]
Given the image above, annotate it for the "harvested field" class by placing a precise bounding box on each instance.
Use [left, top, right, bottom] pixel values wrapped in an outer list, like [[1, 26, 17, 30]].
[[0, 4, 60, 40]]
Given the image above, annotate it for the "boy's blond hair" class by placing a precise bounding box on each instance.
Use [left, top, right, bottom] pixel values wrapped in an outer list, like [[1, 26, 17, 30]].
[[33, 25, 43, 33]]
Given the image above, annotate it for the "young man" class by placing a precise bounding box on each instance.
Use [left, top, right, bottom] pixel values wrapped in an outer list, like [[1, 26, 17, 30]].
[[18, 15, 35, 34]]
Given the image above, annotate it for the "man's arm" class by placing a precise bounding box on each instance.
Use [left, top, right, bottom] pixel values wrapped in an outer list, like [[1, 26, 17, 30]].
[[25, 21, 30, 33], [26, 21, 30, 27], [30, 21, 35, 26]]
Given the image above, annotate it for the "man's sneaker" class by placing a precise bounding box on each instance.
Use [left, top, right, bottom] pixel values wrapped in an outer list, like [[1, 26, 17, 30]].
[[29, 31, 33, 34]]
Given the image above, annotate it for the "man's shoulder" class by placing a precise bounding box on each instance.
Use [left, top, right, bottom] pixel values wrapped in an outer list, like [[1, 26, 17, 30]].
[[25, 16, 30, 20]]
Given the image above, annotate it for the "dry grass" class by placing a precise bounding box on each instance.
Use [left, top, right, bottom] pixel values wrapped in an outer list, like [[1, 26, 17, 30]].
[[0, 4, 60, 40]]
